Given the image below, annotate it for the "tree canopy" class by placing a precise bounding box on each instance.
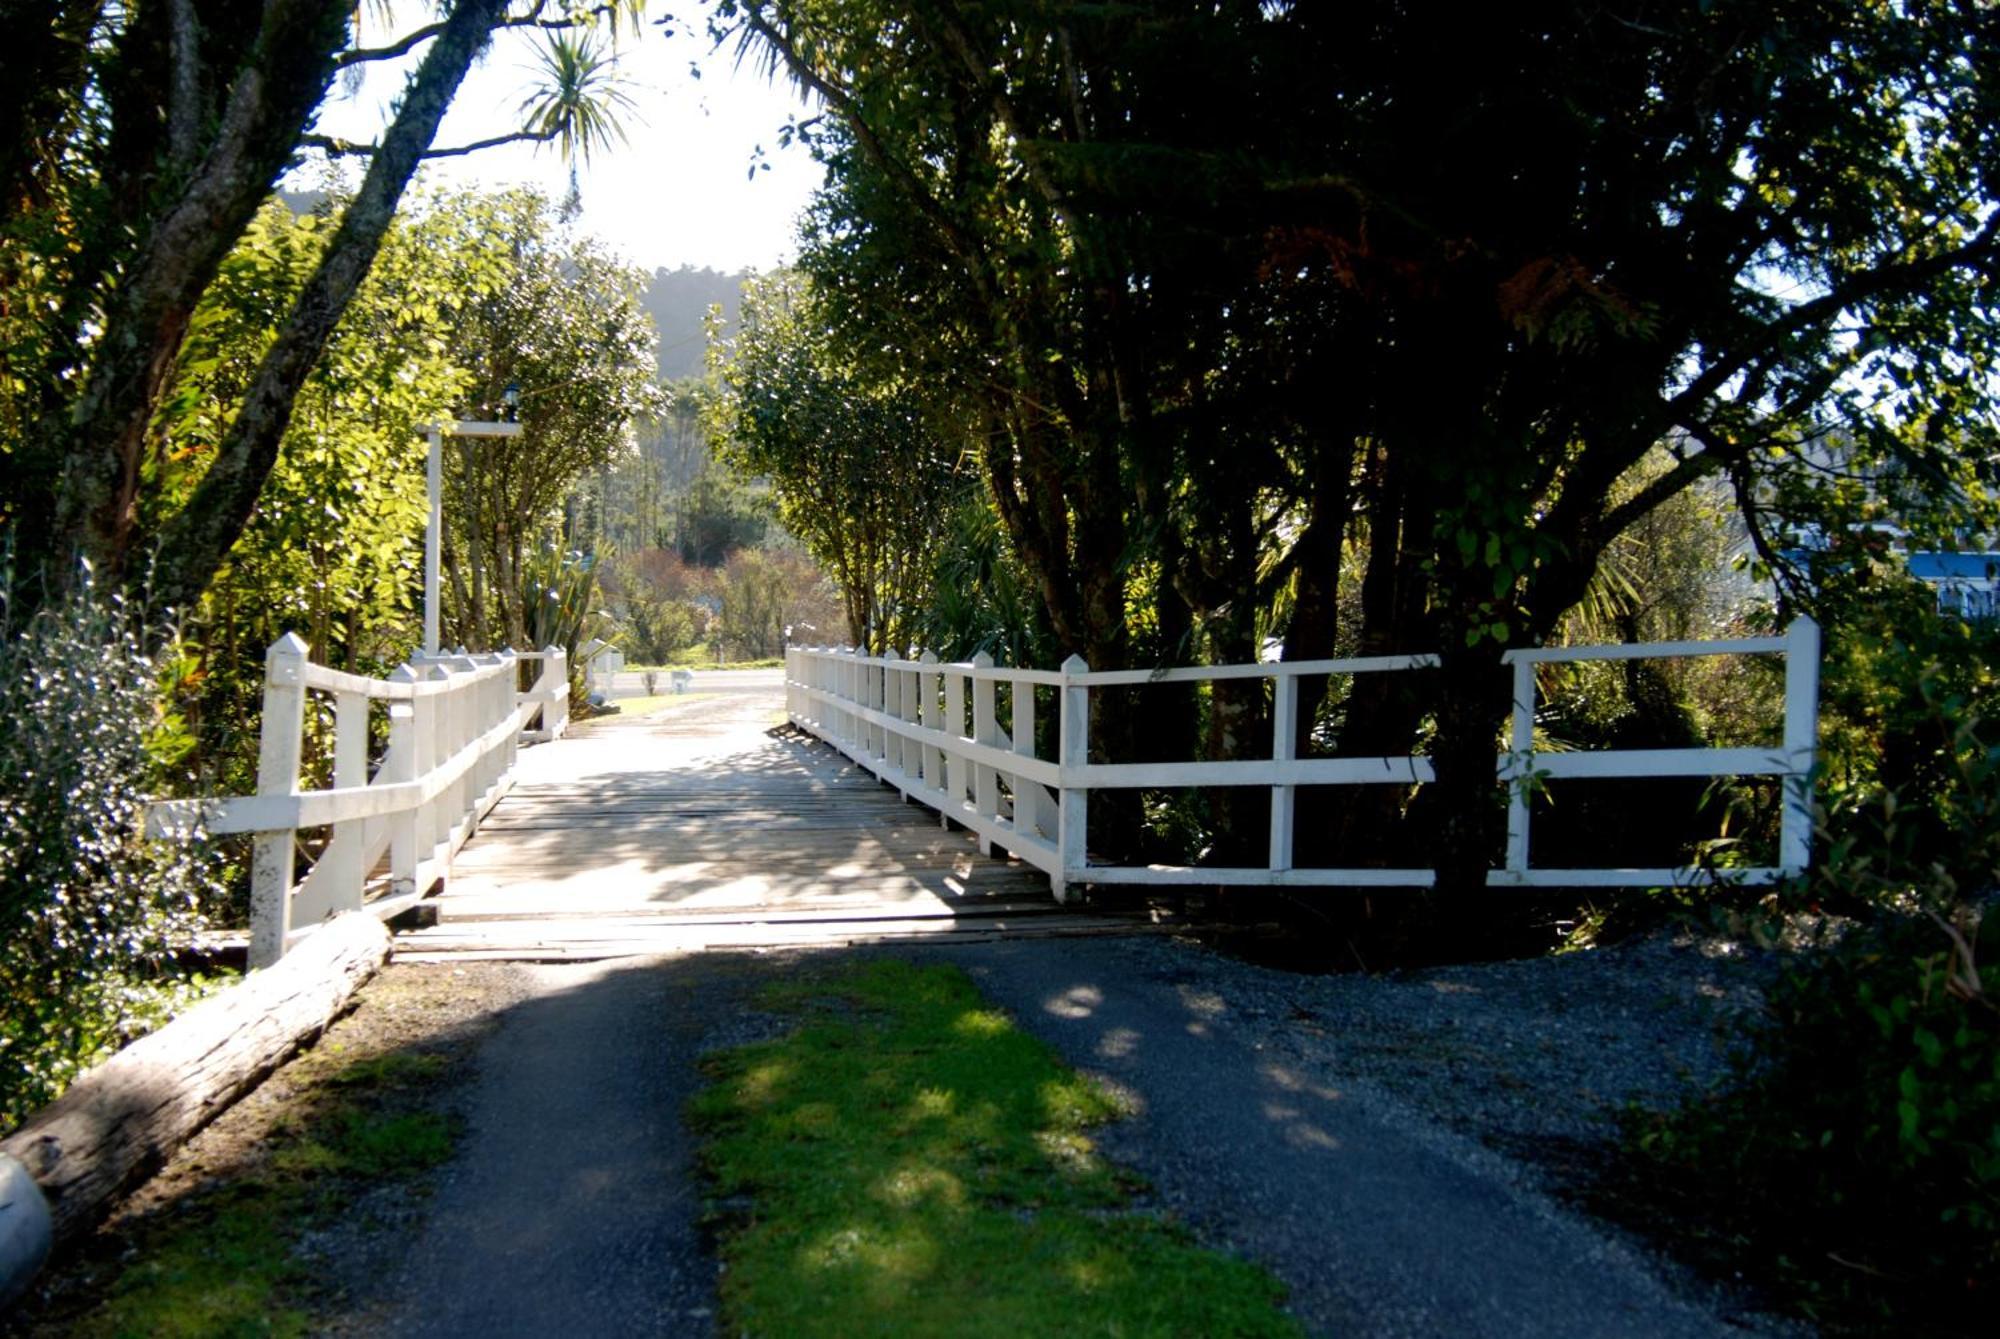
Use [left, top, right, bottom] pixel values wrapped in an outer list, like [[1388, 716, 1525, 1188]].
[[0, 0, 651, 617], [723, 0, 2000, 882]]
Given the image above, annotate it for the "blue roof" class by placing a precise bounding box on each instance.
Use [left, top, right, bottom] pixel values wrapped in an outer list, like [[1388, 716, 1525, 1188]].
[[1908, 552, 2000, 581]]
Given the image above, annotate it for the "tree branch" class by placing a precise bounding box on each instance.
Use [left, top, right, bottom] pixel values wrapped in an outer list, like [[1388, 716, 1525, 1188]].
[[302, 125, 560, 159], [334, 2, 570, 68], [1664, 215, 2000, 428], [150, 0, 516, 615]]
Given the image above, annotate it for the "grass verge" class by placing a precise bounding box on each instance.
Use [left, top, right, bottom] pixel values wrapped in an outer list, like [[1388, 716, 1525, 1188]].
[[690, 959, 1301, 1338], [16, 1047, 459, 1338]]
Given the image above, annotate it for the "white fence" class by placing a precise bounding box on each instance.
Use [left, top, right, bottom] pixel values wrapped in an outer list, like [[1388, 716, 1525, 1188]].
[[786, 619, 1820, 901], [150, 634, 569, 966]]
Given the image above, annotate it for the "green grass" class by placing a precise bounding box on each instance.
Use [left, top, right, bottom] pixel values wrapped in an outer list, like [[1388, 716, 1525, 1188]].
[[48, 1049, 456, 1338], [690, 959, 1302, 1338]]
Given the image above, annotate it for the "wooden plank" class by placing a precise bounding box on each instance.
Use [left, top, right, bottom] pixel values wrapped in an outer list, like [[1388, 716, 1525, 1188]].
[[396, 683, 1104, 960]]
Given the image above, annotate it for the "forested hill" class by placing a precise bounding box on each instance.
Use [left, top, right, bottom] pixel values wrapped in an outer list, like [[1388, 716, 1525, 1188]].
[[644, 266, 748, 379]]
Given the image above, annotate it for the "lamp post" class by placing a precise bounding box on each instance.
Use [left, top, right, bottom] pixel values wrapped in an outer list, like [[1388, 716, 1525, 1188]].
[[422, 383, 522, 656]]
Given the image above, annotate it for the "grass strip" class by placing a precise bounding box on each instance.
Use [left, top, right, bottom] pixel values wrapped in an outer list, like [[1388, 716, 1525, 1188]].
[[691, 959, 1302, 1338], [25, 1049, 457, 1338]]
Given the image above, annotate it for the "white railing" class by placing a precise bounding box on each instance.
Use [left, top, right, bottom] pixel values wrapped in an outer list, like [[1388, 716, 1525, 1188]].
[[785, 619, 1820, 901], [150, 634, 570, 966]]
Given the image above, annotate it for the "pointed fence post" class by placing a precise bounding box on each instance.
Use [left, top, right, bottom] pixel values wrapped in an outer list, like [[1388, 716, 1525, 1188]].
[[884, 650, 906, 780], [544, 646, 569, 739], [248, 633, 310, 968], [971, 652, 999, 854], [1780, 616, 1822, 876], [1055, 654, 1090, 904], [944, 659, 968, 809], [919, 651, 943, 803]]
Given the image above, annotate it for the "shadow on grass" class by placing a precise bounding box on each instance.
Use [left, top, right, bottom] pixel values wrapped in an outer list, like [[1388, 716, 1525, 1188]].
[[692, 959, 1301, 1338]]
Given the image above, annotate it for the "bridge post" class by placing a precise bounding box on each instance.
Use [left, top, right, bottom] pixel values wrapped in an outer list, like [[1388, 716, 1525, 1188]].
[[971, 652, 999, 855], [919, 651, 943, 807], [1269, 669, 1298, 873], [883, 650, 905, 782], [870, 655, 888, 764], [1780, 616, 1822, 875], [847, 646, 865, 754], [1503, 656, 1537, 875], [290, 685, 369, 929], [1054, 654, 1090, 903], [944, 660, 968, 811], [248, 633, 309, 968], [385, 666, 418, 897]]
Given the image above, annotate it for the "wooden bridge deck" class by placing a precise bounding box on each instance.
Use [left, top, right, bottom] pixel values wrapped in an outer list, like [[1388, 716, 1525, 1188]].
[[394, 677, 1140, 960]]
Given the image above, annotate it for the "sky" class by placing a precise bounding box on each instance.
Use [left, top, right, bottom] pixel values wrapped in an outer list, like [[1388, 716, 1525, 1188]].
[[302, 11, 825, 276]]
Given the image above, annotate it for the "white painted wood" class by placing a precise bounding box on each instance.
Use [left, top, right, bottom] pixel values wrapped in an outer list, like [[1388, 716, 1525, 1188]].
[[1269, 671, 1298, 871], [919, 651, 944, 802], [971, 652, 1000, 855], [781, 622, 1822, 897], [1504, 658, 1536, 873], [1780, 616, 1822, 874], [1525, 747, 1791, 779], [385, 669, 418, 897], [290, 688, 368, 927], [1502, 634, 1786, 665], [944, 663, 968, 808], [1056, 654, 1090, 903], [883, 651, 905, 775], [1486, 866, 1787, 888], [248, 634, 309, 969], [1078, 756, 1436, 788], [156, 637, 559, 963], [1073, 653, 1438, 687], [1082, 865, 1438, 888]]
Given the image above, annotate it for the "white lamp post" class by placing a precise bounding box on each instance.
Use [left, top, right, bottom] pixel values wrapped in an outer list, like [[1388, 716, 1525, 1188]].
[[422, 386, 523, 656]]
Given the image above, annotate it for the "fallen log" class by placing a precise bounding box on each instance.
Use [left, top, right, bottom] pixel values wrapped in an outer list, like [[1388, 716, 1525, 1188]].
[[0, 913, 391, 1250]]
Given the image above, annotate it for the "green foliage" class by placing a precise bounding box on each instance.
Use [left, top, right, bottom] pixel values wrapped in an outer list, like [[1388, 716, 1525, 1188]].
[[711, 270, 979, 652], [1630, 596, 2000, 1332], [163, 193, 499, 796], [913, 495, 1051, 667], [519, 540, 610, 707], [0, 555, 221, 1129], [440, 189, 661, 652], [674, 460, 770, 567], [729, 0, 2000, 884], [715, 548, 826, 660], [691, 959, 1300, 1338]]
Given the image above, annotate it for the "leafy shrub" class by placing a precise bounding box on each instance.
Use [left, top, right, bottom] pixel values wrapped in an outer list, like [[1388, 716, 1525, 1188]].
[[0, 559, 220, 1129], [1630, 600, 2000, 1333]]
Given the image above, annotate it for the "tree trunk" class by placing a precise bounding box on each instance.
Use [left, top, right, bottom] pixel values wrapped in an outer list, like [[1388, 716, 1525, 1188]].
[[146, 0, 513, 617], [0, 914, 390, 1248]]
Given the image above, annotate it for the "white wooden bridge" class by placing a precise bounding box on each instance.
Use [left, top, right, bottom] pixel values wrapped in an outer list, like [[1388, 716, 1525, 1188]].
[[154, 622, 1820, 967]]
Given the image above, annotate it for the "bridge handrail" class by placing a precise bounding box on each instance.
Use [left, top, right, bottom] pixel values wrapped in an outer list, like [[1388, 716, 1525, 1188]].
[[785, 618, 1820, 901], [148, 635, 569, 966]]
